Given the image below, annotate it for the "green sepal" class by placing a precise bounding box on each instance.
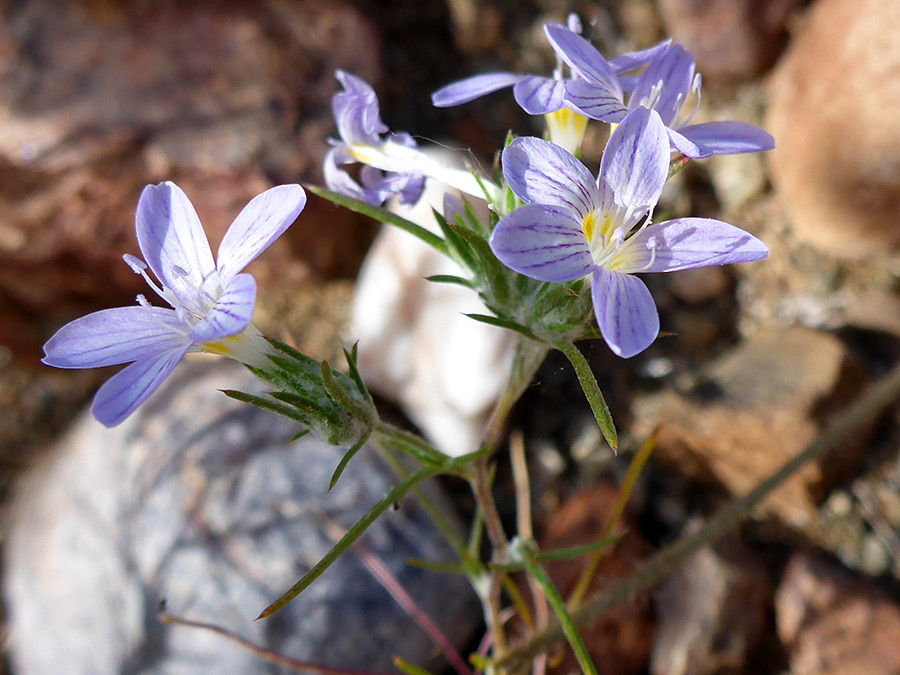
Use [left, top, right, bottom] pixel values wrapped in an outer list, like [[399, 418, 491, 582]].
[[433, 208, 480, 272], [450, 225, 510, 306], [305, 183, 448, 255]]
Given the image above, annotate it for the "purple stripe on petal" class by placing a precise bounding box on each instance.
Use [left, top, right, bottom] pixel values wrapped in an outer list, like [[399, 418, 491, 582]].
[[431, 72, 522, 107], [490, 204, 593, 282], [216, 184, 306, 283], [598, 108, 669, 229], [91, 345, 191, 427], [42, 306, 189, 368], [563, 80, 628, 122], [544, 24, 622, 97], [135, 181, 216, 315], [677, 121, 775, 158], [189, 273, 256, 342], [513, 76, 565, 114], [617, 218, 768, 274], [502, 137, 599, 215], [591, 266, 659, 358]]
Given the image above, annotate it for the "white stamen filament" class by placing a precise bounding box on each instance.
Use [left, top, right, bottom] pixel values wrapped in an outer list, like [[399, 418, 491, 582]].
[[124, 254, 179, 309]]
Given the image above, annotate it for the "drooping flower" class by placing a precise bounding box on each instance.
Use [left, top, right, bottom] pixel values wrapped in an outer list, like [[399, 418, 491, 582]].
[[432, 17, 669, 155], [42, 181, 307, 427], [548, 26, 774, 158], [326, 70, 495, 203], [489, 107, 767, 358]]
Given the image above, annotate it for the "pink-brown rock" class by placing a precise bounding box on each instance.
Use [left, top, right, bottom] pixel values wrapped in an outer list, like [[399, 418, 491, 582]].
[[658, 0, 805, 81], [0, 0, 382, 359], [767, 0, 900, 258], [539, 483, 655, 675], [776, 552, 900, 675]]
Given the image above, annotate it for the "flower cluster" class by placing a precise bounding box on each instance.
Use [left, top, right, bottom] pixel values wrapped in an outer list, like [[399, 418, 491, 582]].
[[42, 17, 772, 427]]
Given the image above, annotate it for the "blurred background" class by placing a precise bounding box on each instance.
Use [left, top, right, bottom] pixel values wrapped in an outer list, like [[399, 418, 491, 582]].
[[4, 0, 900, 673]]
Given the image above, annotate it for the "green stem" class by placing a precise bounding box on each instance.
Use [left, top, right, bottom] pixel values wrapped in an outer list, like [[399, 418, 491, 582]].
[[555, 341, 617, 450], [483, 338, 549, 449], [497, 360, 900, 671], [516, 541, 597, 675]]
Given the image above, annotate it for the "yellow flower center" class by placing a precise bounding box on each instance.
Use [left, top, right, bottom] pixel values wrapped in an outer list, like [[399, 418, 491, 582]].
[[545, 108, 589, 155]]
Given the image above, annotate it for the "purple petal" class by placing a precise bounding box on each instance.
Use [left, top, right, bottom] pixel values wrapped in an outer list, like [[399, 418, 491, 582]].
[[630, 44, 695, 126], [667, 127, 701, 158], [216, 184, 306, 283], [513, 76, 565, 114], [91, 346, 191, 427], [135, 181, 216, 314], [563, 80, 628, 122], [502, 136, 599, 215], [544, 24, 622, 97], [188, 273, 256, 343], [609, 39, 673, 74], [432, 72, 522, 107], [591, 266, 659, 358], [617, 218, 768, 274], [491, 204, 593, 282], [324, 146, 377, 204], [42, 306, 189, 368], [598, 108, 669, 229], [333, 70, 388, 145], [677, 121, 775, 158]]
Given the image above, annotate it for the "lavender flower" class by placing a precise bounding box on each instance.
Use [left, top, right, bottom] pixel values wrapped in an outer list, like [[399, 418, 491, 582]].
[[325, 70, 425, 206], [327, 70, 497, 202], [42, 181, 306, 427], [489, 107, 767, 358], [550, 26, 774, 158], [432, 17, 668, 154]]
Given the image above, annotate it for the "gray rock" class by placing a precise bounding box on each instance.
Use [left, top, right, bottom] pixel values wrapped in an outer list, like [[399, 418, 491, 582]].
[[5, 360, 478, 674]]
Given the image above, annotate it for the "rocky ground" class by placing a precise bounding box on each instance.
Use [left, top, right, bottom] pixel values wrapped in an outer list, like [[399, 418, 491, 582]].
[[4, 0, 900, 673]]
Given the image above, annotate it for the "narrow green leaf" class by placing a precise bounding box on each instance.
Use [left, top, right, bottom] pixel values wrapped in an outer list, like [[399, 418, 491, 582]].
[[257, 462, 446, 619], [555, 341, 618, 451], [465, 313, 537, 340], [305, 184, 448, 255], [404, 558, 469, 575], [394, 657, 437, 675], [425, 274, 473, 288], [537, 534, 624, 562], [288, 428, 311, 443]]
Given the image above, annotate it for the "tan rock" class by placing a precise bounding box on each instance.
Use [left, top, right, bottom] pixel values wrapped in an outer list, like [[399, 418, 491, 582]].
[[634, 327, 870, 526], [767, 0, 900, 258], [776, 552, 900, 675]]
